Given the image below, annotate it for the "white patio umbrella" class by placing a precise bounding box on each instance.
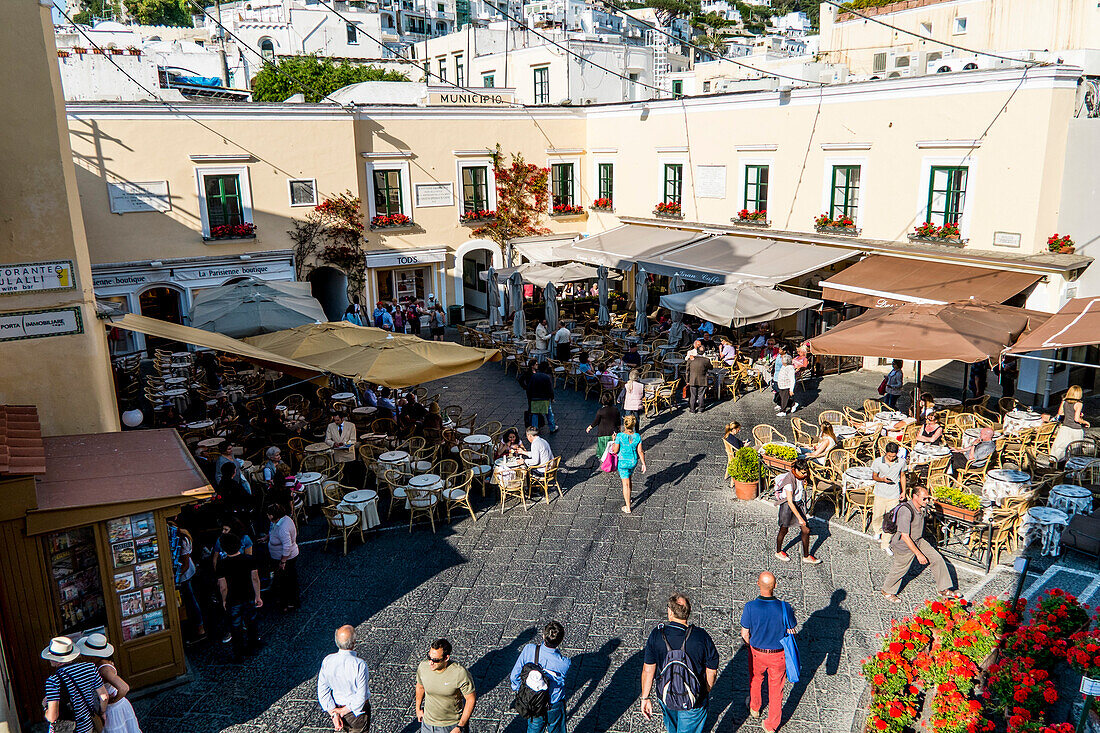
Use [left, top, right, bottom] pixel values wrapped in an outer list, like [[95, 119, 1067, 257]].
[[667, 273, 686, 346], [544, 281, 559, 333], [597, 265, 610, 326], [634, 265, 649, 336], [487, 266, 502, 328], [508, 271, 526, 340], [659, 281, 821, 328], [188, 277, 326, 338]]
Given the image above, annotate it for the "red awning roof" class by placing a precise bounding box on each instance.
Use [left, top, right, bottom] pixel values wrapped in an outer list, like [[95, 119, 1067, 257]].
[[0, 405, 46, 476], [820, 255, 1042, 308]]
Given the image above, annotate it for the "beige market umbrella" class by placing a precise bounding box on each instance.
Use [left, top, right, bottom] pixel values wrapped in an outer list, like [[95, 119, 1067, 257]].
[[244, 321, 500, 388], [189, 277, 326, 338], [1008, 297, 1100, 353], [660, 280, 820, 329], [807, 299, 1043, 362]]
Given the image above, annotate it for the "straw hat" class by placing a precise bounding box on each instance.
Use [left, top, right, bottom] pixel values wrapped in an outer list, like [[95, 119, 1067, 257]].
[[41, 637, 79, 663], [76, 633, 115, 658]]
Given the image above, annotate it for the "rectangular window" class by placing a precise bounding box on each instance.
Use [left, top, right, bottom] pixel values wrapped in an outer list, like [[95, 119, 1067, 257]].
[[372, 169, 403, 215], [927, 166, 967, 225], [288, 178, 318, 207], [551, 163, 574, 207], [829, 165, 860, 220], [461, 166, 489, 213], [920, 21, 932, 34], [743, 164, 769, 211], [872, 52, 887, 73], [953, 16, 967, 33], [438, 59, 447, 82], [533, 66, 549, 104], [671, 79, 683, 96], [455, 55, 464, 86], [663, 163, 683, 204], [598, 162, 614, 201], [203, 174, 243, 227], [347, 22, 358, 44], [483, 73, 494, 87]]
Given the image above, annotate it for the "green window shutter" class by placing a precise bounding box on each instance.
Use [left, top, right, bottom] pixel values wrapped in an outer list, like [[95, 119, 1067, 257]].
[[373, 169, 403, 215], [204, 174, 243, 228], [664, 164, 683, 204], [830, 165, 860, 219]]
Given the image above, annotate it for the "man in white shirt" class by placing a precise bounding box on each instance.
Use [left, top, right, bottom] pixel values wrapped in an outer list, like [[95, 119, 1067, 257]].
[[870, 443, 907, 554], [534, 319, 551, 352], [318, 625, 372, 732], [554, 324, 572, 361], [324, 414, 357, 460], [519, 426, 554, 472]]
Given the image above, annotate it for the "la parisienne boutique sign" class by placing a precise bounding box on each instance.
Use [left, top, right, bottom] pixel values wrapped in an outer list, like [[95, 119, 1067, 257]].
[[0, 260, 76, 295]]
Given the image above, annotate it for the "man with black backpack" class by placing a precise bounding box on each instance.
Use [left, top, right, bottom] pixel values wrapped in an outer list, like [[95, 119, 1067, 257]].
[[509, 621, 572, 733], [881, 485, 960, 603], [640, 594, 719, 733]]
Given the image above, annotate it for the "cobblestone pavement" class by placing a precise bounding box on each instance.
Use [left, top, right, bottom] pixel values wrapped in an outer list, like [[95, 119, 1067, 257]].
[[136, 360, 997, 733]]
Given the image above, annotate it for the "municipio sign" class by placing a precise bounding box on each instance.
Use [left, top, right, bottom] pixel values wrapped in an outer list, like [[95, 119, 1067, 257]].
[[427, 87, 515, 107], [0, 260, 76, 295]]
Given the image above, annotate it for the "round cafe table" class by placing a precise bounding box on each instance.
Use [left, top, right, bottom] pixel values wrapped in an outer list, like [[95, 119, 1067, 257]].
[[842, 466, 875, 494], [378, 450, 410, 473], [1003, 409, 1043, 435], [1049, 484, 1093, 517], [197, 437, 225, 449], [161, 388, 190, 412], [332, 391, 357, 403], [581, 340, 603, 349], [639, 377, 664, 397], [493, 456, 525, 486], [933, 397, 962, 410], [164, 376, 188, 386], [464, 434, 493, 462], [305, 442, 332, 454], [875, 411, 908, 424], [296, 471, 325, 506], [171, 351, 192, 359], [1066, 456, 1100, 481], [407, 473, 443, 509], [340, 489, 381, 529], [185, 419, 213, 431], [832, 425, 858, 440], [352, 406, 377, 420], [982, 468, 1031, 503], [911, 443, 951, 466], [1023, 506, 1070, 557], [963, 427, 1002, 448], [663, 356, 686, 381]]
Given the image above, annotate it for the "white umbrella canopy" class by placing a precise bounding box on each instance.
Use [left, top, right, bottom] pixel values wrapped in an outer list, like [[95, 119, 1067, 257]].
[[494, 262, 612, 289], [544, 282, 559, 333], [634, 265, 649, 336], [487, 267, 502, 328], [597, 265, 610, 327], [188, 277, 326, 338], [667, 273, 686, 345], [659, 281, 821, 328]]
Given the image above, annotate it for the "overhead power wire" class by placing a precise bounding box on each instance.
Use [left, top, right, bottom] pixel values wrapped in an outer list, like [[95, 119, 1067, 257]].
[[817, 0, 1047, 67], [599, 0, 826, 86]]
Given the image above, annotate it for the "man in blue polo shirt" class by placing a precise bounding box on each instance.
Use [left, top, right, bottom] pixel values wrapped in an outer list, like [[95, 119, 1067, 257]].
[[640, 593, 720, 733], [740, 571, 797, 733], [509, 621, 571, 733]]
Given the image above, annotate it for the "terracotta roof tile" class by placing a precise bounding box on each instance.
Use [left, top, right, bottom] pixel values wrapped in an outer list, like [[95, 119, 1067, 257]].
[[0, 406, 46, 476]]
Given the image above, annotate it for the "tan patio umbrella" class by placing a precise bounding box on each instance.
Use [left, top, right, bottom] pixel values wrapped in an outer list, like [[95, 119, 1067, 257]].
[[1007, 297, 1100, 353], [244, 321, 500, 388]]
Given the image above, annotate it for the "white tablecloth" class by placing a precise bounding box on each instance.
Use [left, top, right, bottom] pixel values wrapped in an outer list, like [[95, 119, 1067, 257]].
[[1049, 484, 1092, 517], [843, 466, 875, 492], [1022, 506, 1069, 556], [1003, 410, 1043, 435], [934, 397, 962, 409], [340, 489, 381, 529], [875, 411, 908, 423], [983, 468, 1031, 503], [911, 443, 951, 466], [833, 425, 858, 439], [378, 450, 410, 474], [297, 471, 325, 506], [493, 457, 525, 485]]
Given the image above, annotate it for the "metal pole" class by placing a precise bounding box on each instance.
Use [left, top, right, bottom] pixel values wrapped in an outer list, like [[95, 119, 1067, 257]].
[[216, 0, 232, 87], [1076, 695, 1094, 733]]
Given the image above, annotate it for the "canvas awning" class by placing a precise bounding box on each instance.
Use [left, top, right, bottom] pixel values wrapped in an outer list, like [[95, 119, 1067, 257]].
[[103, 313, 322, 376], [659, 282, 822, 328], [510, 232, 582, 264], [643, 234, 858, 285], [820, 255, 1042, 308], [1008, 297, 1100, 353], [551, 224, 708, 270], [491, 262, 619, 288]]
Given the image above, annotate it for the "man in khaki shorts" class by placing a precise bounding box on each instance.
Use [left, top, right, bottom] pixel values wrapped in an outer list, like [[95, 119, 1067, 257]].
[[415, 638, 477, 733]]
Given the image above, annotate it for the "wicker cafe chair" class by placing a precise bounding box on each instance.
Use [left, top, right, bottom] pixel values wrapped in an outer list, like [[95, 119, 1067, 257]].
[[843, 478, 875, 531], [863, 399, 883, 418], [752, 424, 788, 447], [499, 470, 529, 513], [407, 484, 440, 533], [443, 469, 477, 522], [322, 504, 362, 555], [844, 406, 867, 426], [381, 468, 409, 519], [818, 410, 845, 427], [529, 456, 564, 504]]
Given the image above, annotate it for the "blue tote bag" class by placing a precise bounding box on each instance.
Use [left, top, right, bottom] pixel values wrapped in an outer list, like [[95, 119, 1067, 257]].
[[779, 602, 801, 683]]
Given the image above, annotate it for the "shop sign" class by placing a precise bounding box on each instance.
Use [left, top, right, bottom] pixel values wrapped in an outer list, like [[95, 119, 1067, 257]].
[[0, 260, 76, 295], [94, 273, 151, 289], [107, 181, 171, 214], [172, 262, 291, 282], [93, 259, 294, 289], [428, 88, 515, 106], [0, 306, 83, 342], [365, 251, 446, 268], [415, 183, 455, 208]]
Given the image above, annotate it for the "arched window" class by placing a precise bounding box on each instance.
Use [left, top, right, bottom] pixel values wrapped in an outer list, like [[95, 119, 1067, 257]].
[[937, 65, 951, 73], [259, 37, 275, 61], [963, 62, 978, 70]]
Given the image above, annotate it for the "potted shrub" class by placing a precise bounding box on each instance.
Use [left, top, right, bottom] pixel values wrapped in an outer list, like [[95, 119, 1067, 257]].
[[931, 484, 981, 521], [735, 208, 769, 226], [654, 201, 682, 218], [1047, 234, 1075, 254], [761, 443, 798, 471], [591, 197, 613, 212], [730, 447, 761, 500]]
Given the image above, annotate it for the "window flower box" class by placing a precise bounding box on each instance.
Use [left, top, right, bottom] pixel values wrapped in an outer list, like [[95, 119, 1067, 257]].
[[591, 198, 614, 212], [57, 50, 70, 58], [204, 222, 257, 241], [126, 47, 142, 56], [72, 47, 87, 54], [1047, 234, 1075, 254], [370, 213, 414, 229], [735, 209, 769, 226], [814, 213, 859, 235], [932, 484, 982, 522], [460, 209, 496, 225], [551, 204, 585, 217], [91, 48, 105, 55], [109, 48, 125, 55], [909, 221, 966, 246], [654, 202, 682, 218]]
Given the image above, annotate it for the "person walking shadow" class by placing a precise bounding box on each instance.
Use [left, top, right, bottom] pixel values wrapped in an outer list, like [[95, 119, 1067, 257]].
[[781, 589, 850, 721]]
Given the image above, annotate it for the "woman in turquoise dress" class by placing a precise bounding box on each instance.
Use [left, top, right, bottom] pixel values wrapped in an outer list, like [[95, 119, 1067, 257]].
[[611, 415, 646, 514]]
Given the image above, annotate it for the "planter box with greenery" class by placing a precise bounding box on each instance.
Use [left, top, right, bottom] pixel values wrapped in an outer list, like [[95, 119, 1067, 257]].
[[460, 209, 496, 225], [550, 204, 585, 217], [729, 447, 761, 500], [654, 202, 682, 218], [734, 209, 770, 226], [909, 222, 967, 246], [591, 198, 614, 212], [204, 222, 257, 242], [814, 213, 859, 235], [370, 213, 414, 230], [761, 443, 798, 471], [932, 484, 982, 522], [1047, 234, 1075, 254]]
